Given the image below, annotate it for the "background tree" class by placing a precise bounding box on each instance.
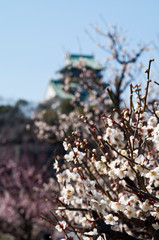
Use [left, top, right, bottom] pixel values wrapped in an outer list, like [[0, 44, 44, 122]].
[[92, 24, 147, 108], [0, 101, 58, 240]]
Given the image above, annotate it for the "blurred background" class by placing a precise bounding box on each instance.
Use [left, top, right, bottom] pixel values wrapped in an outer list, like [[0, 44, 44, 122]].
[[0, 1, 159, 239], [0, 0, 159, 104]]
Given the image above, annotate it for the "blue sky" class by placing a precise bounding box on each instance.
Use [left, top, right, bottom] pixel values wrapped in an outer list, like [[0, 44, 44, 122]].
[[0, 0, 159, 103]]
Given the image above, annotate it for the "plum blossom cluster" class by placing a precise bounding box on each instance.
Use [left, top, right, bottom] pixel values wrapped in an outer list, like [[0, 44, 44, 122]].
[[35, 88, 111, 143], [52, 60, 159, 240]]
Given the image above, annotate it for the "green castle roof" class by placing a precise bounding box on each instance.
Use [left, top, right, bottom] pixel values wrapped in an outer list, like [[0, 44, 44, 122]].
[[50, 80, 77, 99], [58, 54, 103, 73]]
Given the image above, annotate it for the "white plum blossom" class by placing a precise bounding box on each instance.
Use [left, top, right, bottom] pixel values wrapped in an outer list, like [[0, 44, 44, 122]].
[[110, 201, 123, 212], [55, 221, 67, 232], [101, 155, 107, 162], [139, 199, 152, 212], [148, 116, 157, 127], [56, 169, 72, 184], [107, 118, 113, 126], [113, 168, 125, 179], [135, 154, 145, 165], [145, 167, 159, 182], [53, 159, 60, 172], [82, 179, 96, 191], [124, 206, 136, 219], [63, 141, 70, 151], [64, 148, 85, 163], [105, 214, 118, 225], [95, 161, 107, 174], [62, 184, 74, 197], [103, 128, 124, 149]]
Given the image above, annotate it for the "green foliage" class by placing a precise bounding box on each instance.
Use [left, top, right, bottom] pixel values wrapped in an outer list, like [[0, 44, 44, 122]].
[[42, 109, 58, 125], [15, 99, 28, 107], [0, 105, 13, 114], [60, 100, 74, 114], [76, 106, 84, 115]]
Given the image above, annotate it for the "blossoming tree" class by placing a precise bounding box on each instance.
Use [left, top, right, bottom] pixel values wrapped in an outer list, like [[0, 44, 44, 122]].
[[0, 152, 58, 240], [52, 59, 159, 240], [0, 103, 58, 240], [35, 25, 146, 144]]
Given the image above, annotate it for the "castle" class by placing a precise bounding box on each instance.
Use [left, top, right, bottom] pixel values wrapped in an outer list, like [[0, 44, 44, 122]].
[[44, 53, 106, 109]]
